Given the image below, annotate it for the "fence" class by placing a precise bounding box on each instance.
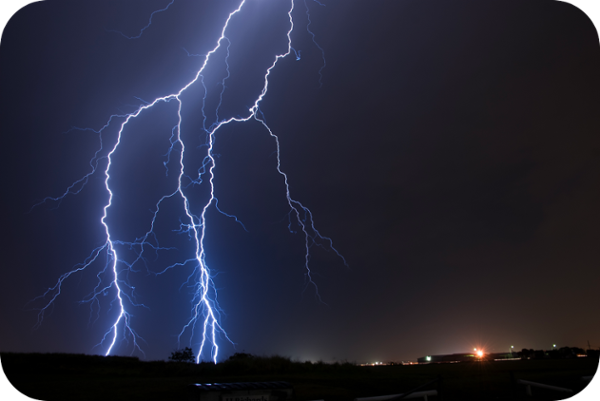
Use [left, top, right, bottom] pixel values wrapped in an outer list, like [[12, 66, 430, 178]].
[[511, 371, 580, 398]]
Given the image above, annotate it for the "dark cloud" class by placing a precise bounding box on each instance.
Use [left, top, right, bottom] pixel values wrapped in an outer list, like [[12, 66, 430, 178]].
[[1, 0, 598, 363]]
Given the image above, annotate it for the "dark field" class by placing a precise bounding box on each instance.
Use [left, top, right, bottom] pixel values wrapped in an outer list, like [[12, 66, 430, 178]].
[[1, 353, 597, 401]]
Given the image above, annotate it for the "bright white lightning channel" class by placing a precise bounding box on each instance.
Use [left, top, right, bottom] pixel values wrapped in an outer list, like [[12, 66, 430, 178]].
[[32, 0, 346, 363]]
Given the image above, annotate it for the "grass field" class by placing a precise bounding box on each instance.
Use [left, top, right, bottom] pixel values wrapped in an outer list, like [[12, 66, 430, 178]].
[[1, 352, 597, 401]]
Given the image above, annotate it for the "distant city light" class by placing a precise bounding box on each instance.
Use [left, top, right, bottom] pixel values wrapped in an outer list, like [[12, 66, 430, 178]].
[[477, 350, 484, 357], [426, 356, 431, 362], [359, 361, 392, 366]]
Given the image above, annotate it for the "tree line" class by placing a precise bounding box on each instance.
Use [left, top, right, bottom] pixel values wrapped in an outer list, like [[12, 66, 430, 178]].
[[517, 346, 599, 360]]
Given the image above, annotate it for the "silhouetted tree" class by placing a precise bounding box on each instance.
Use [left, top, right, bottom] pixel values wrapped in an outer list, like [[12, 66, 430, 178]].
[[228, 352, 253, 360], [519, 348, 532, 360], [169, 347, 195, 363]]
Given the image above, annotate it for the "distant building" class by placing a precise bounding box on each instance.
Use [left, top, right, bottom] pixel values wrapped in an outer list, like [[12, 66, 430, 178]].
[[417, 352, 518, 363]]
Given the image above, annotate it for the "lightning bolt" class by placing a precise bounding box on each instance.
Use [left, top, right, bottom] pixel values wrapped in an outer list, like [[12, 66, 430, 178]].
[[30, 0, 346, 363]]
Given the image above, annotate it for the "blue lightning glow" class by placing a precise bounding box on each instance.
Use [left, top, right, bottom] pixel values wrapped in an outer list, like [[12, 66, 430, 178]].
[[304, 0, 327, 87], [31, 0, 346, 363], [107, 0, 176, 40]]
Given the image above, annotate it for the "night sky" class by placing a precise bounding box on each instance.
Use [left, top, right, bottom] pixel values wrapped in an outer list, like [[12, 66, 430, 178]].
[[1, 0, 599, 369]]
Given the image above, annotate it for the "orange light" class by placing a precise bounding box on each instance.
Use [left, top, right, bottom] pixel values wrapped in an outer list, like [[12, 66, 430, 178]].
[[477, 350, 484, 357]]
